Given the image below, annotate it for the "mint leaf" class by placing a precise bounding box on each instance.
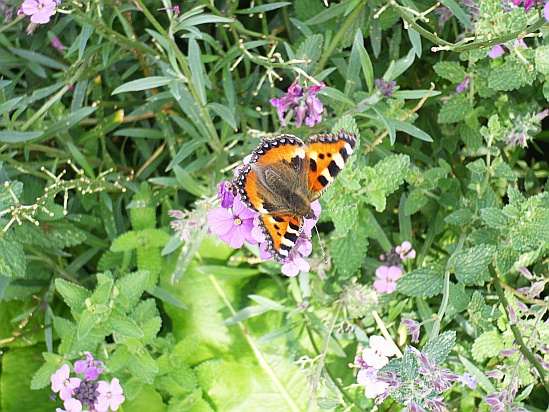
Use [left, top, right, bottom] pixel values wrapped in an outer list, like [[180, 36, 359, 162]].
[[422, 330, 456, 363], [448, 245, 496, 285], [397, 265, 444, 297]]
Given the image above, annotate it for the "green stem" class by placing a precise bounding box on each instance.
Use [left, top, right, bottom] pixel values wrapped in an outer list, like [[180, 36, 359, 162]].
[[490, 265, 549, 397], [133, 0, 222, 153], [392, 1, 546, 53], [315, 2, 366, 75]]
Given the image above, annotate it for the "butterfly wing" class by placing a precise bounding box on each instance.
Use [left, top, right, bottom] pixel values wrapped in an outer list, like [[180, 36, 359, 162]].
[[235, 135, 308, 215], [257, 214, 304, 262], [305, 131, 357, 200]]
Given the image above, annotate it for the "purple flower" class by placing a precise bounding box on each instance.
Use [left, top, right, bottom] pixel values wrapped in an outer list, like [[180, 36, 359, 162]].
[[73, 379, 100, 407], [485, 390, 507, 411], [74, 352, 104, 381], [395, 241, 416, 261], [486, 369, 504, 379], [416, 350, 460, 393], [425, 397, 447, 412], [533, 108, 549, 122], [269, 77, 326, 127], [513, 39, 527, 49], [159, 5, 180, 14], [373, 265, 402, 294], [403, 401, 425, 412], [96, 378, 125, 411], [362, 335, 397, 369], [500, 348, 519, 357], [375, 78, 397, 97], [217, 180, 236, 208], [21, 0, 56, 24], [52, 37, 68, 51], [544, 1, 549, 21], [458, 372, 477, 389], [488, 44, 505, 58], [281, 242, 311, 277], [208, 197, 258, 248], [513, 0, 538, 12], [51, 365, 82, 401], [402, 318, 420, 343], [357, 367, 390, 399], [456, 76, 470, 93]]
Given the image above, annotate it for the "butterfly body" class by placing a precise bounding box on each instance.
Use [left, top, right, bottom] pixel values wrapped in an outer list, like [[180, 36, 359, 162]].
[[235, 131, 357, 262]]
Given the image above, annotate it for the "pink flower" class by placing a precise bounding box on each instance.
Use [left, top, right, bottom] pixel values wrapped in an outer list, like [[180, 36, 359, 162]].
[[456, 76, 470, 93], [217, 180, 235, 208], [73, 352, 104, 381], [58, 398, 83, 412], [357, 367, 389, 399], [208, 197, 258, 248], [373, 265, 402, 294], [51, 364, 81, 401], [375, 78, 397, 97], [51, 37, 68, 51], [395, 241, 416, 261], [361, 335, 397, 369], [488, 44, 504, 59], [269, 77, 326, 127], [281, 255, 310, 277], [21, 0, 56, 24], [545, 1, 549, 21], [96, 378, 125, 411]]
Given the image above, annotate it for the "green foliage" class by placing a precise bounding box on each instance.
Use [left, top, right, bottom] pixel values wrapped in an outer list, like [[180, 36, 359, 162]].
[[1, 0, 549, 410]]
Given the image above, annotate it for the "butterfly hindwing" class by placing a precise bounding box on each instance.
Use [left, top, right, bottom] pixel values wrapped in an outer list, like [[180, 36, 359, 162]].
[[305, 131, 357, 200], [258, 214, 304, 262]]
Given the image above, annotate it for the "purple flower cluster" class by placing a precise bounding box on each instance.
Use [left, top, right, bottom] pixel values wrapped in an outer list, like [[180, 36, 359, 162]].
[[503, 108, 549, 148], [50, 353, 125, 412], [354, 337, 475, 410], [374, 241, 415, 294], [512, 0, 549, 22], [205, 179, 320, 276], [21, 0, 59, 24], [270, 77, 325, 128], [375, 79, 397, 98]]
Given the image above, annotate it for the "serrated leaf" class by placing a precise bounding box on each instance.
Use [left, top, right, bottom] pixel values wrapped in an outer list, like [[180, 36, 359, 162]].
[[404, 188, 428, 215], [535, 45, 549, 74], [495, 246, 519, 275], [296, 33, 323, 72], [397, 265, 444, 297], [30, 356, 64, 390], [468, 228, 499, 245], [106, 308, 144, 338], [174, 334, 201, 361], [332, 229, 368, 275], [194, 359, 222, 391], [448, 245, 496, 285], [55, 278, 91, 313], [481, 207, 508, 229], [472, 329, 504, 363], [116, 271, 149, 312], [434, 61, 467, 82], [459, 123, 483, 150], [493, 162, 516, 181], [438, 93, 474, 123], [0, 233, 25, 278], [375, 154, 410, 195], [422, 330, 456, 363], [446, 282, 470, 316], [444, 209, 473, 225], [77, 310, 101, 340], [128, 350, 159, 384], [488, 54, 536, 91], [400, 349, 419, 381]]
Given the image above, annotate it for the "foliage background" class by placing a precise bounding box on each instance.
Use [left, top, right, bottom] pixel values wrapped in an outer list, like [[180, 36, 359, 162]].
[[0, 0, 548, 411]]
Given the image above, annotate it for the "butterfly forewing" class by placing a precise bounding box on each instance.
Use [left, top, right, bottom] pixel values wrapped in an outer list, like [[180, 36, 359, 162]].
[[259, 214, 304, 262], [305, 131, 357, 200]]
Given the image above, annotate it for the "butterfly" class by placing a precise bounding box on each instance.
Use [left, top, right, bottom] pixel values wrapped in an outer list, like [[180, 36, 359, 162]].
[[234, 130, 357, 262]]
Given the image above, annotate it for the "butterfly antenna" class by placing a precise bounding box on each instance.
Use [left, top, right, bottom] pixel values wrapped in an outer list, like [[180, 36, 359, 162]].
[[313, 224, 328, 264]]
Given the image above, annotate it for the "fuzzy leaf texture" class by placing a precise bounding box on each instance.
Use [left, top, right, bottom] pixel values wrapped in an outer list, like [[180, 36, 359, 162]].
[[331, 227, 369, 276], [0, 233, 25, 278], [472, 329, 504, 363], [422, 330, 456, 364], [14, 222, 87, 249], [130, 183, 157, 230], [438, 93, 474, 123], [115, 271, 150, 312], [55, 278, 91, 313], [448, 245, 496, 285], [433, 61, 467, 82], [488, 54, 536, 91], [397, 265, 444, 297]]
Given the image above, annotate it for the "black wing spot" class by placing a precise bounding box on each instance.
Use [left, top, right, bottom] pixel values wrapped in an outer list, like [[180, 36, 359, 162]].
[[318, 153, 325, 160], [274, 224, 280, 230], [327, 153, 332, 158], [272, 216, 285, 222], [309, 158, 317, 172], [327, 160, 340, 178], [284, 231, 298, 243], [288, 221, 300, 231], [318, 175, 329, 187], [339, 146, 349, 161]]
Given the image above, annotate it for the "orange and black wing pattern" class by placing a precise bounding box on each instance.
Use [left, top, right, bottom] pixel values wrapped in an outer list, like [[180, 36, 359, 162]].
[[257, 214, 304, 262]]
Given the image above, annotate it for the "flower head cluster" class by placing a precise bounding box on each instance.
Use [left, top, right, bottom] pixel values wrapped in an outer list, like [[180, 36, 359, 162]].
[[169, 202, 208, 244], [51, 353, 125, 412], [504, 108, 548, 148], [374, 241, 415, 294], [375, 79, 397, 98], [488, 39, 528, 59], [354, 336, 474, 410], [270, 77, 326, 128], [21, 0, 58, 24], [206, 179, 320, 276], [456, 76, 470, 93]]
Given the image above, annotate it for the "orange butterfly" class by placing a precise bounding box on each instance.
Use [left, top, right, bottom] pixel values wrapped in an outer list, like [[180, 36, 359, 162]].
[[234, 130, 357, 262]]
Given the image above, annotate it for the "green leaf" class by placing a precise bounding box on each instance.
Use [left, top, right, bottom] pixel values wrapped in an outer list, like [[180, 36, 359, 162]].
[[128, 350, 159, 384], [488, 54, 536, 91], [386, 118, 433, 142], [354, 30, 374, 93], [189, 37, 206, 106], [472, 329, 504, 363], [0, 234, 25, 278], [235, 2, 291, 13], [106, 308, 144, 338], [209, 102, 237, 130], [167, 139, 207, 171], [434, 61, 467, 83], [15, 222, 87, 249], [444, 209, 473, 226], [40, 107, 97, 140], [439, 0, 473, 29], [495, 246, 519, 275], [77, 310, 101, 340], [55, 279, 91, 313], [438, 93, 474, 123], [535, 45, 549, 75], [400, 349, 419, 381], [404, 189, 428, 216], [448, 245, 496, 285], [0, 131, 43, 143], [422, 330, 456, 363], [397, 265, 444, 297], [296, 34, 323, 72], [112, 76, 173, 94], [332, 228, 369, 275], [480, 207, 508, 229], [11, 48, 68, 70]]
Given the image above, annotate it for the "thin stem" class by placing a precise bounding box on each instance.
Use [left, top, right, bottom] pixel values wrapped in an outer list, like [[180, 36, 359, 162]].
[[490, 265, 549, 397]]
